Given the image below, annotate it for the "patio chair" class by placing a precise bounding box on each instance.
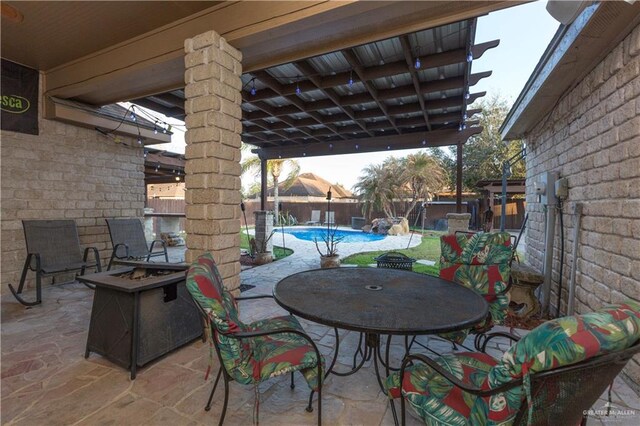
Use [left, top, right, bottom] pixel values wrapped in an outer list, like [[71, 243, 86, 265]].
[[305, 210, 321, 225], [386, 301, 640, 426], [436, 231, 514, 349], [7, 220, 101, 306], [105, 218, 168, 269], [324, 211, 335, 225], [186, 253, 323, 425]]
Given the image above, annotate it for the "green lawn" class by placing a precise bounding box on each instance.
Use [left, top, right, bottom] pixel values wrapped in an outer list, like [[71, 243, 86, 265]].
[[240, 231, 293, 260], [341, 231, 444, 276]]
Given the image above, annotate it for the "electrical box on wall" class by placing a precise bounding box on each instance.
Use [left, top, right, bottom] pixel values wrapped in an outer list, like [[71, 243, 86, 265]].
[[536, 171, 559, 205]]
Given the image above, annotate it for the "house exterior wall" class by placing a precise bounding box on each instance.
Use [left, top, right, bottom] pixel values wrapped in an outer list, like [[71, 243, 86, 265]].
[[1, 79, 145, 295], [523, 24, 640, 389]]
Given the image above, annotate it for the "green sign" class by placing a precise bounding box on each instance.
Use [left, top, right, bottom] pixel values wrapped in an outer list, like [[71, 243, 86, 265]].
[[1, 59, 39, 135]]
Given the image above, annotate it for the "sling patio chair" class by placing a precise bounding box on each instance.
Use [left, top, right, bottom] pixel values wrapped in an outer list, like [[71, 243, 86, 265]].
[[105, 218, 168, 269], [305, 210, 321, 225], [186, 253, 324, 425], [324, 211, 335, 225], [386, 301, 640, 426], [8, 220, 101, 306]]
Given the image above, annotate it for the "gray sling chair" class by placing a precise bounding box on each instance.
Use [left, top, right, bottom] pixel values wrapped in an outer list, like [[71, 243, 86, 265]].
[[8, 220, 102, 306], [105, 218, 168, 270]]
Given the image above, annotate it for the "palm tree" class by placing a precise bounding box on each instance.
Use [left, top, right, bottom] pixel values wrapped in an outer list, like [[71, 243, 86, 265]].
[[353, 152, 446, 220], [241, 156, 300, 222], [402, 152, 447, 217], [353, 163, 395, 219]]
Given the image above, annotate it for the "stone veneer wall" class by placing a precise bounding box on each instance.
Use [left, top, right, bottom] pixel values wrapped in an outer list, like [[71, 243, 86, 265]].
[[183, 30, 243, 293], [1, 82, 145, 294], [523, 24, 640, 389]]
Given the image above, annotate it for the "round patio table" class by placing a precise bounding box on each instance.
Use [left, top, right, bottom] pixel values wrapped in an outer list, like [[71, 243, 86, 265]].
[[273, 267, 489, 393]]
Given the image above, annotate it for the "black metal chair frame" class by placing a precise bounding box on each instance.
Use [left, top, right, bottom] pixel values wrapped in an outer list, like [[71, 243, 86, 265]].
[[105, 218, 168, 270], [8, 220, 101, 306], [193, 295, 323, 426], [391, 341, 640, 426]]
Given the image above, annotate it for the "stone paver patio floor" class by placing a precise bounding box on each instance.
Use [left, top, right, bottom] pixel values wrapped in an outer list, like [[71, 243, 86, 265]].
[[2, 232, 638, 425]]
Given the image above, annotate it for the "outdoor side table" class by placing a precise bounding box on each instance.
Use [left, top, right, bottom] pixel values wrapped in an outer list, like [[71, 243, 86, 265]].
[[274, 267, 488, 390], [79, 262, 202, 379]]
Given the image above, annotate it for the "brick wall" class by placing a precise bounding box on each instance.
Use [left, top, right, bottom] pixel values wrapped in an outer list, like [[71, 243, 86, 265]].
[[524, 23, 640, 389], [1, 82, 145, 294]]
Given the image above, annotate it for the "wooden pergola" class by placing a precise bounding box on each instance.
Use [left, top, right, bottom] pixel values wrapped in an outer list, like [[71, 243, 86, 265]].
[[135, 17, 497, 212]]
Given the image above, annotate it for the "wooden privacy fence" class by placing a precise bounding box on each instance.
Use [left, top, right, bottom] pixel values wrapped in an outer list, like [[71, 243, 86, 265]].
[[144, 197, 526, 230]]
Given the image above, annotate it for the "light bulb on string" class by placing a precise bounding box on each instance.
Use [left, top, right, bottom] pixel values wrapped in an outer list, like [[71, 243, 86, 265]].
[[250, 79, 257, 96], [465, 91, 470, 100], [348, 70, 354, 87], [467, 52, 473, 63], [153, 122, 158, 134], [414, 57, 421, 70], [295, 75, 301, 95]]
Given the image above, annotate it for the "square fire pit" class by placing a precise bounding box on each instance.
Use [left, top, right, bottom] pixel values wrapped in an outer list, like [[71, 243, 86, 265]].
[[79, 261, 202, 379]]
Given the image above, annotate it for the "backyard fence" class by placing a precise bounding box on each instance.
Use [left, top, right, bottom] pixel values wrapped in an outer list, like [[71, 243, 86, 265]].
[[144, 197, 526, 231]]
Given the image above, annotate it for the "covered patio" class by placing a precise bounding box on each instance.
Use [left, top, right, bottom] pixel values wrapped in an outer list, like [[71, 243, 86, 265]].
[[2, 259, 638, 425], [2, 1, 640, 425]]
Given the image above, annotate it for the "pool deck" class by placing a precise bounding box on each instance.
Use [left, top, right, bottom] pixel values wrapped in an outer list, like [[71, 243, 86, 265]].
[[241, 227, 422, 290]]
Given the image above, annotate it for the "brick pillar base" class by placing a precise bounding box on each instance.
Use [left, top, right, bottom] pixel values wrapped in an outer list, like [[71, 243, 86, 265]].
[[184, 30, 243, 292], [446, 213, 471, 234], [253, 211, 274, 253]]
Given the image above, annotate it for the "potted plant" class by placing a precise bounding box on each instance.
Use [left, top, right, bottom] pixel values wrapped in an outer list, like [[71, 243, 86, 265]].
[[315, 225, 344, 268], [250, 230, 275, 265]]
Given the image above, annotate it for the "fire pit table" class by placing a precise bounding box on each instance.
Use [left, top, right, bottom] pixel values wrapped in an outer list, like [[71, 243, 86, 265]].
[[79, 261, 202, 379]]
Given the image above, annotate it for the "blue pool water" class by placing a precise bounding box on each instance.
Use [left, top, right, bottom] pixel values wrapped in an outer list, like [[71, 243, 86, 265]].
[[283, 227, 386, 243]]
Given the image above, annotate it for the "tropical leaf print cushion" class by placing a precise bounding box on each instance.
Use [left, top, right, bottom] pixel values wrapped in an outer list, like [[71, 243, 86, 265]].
[[438, 232, 513, 343], [186, 253, 323, 390], [386, 302, 640, 425]]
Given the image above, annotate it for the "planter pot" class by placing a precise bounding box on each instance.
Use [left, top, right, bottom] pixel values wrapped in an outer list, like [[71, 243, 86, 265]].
[[254, 252, 273, 265], [320, 255, 340, 269]]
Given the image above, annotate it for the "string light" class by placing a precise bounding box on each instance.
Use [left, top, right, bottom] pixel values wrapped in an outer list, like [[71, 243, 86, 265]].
[[355, 144, 359, 150], [137, 138, 143, 145], [465, 91, 470, 100], [153, 122, 158, 134], [250, 79, 257, 96], [414, 45, 421, 70], [467, 52, 473, 63], [348, 70, 354, 87]]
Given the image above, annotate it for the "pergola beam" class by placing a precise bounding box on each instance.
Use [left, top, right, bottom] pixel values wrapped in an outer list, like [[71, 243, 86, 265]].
[[292, 61, 374, 137], [254, 127, 482, 160], [342, 49, 401, 134], [400, 35, 431, 131]]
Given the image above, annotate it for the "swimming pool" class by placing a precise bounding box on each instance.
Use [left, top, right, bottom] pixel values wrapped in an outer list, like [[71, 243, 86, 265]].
[[282, 227, 386, 243]]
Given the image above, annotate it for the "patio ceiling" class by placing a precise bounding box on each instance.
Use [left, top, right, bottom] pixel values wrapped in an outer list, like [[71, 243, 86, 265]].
[[134, 18, 497, 159]]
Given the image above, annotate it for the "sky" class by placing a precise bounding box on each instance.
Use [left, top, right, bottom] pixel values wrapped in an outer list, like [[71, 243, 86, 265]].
[[148, 0, 560, 192]]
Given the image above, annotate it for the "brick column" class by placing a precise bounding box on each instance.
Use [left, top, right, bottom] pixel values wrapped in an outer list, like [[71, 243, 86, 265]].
[[253, 211, 274, 253], [184, 30, 243, 292], [446, 213, 471, 234]]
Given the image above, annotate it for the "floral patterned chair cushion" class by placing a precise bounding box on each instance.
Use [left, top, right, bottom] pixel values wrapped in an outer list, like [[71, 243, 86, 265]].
[[186, 253, 322, 391], [385, 352, 518, 425], [387, 302, 640, 425], [439, 232, 513, 344]]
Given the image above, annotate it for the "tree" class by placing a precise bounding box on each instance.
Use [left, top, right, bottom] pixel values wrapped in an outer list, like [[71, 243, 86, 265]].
[[353, 151, 446, 219], [460, 95, 526, 191], [402, 152, 447, 217], [241, 156, 300, 222]]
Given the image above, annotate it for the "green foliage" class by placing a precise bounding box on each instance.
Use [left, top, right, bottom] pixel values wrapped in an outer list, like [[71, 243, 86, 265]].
[[341, 232, 443, 276], [353, 151, 447, 219], [240, 230, 292, 260], [427, 95, 526, 192], [241, 152, 300, 221]]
